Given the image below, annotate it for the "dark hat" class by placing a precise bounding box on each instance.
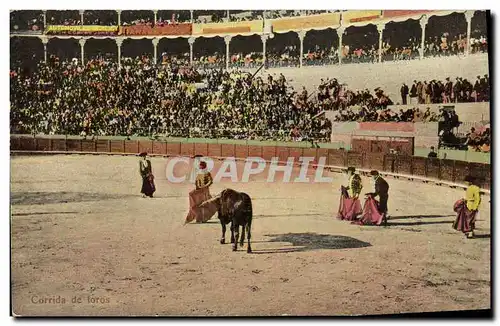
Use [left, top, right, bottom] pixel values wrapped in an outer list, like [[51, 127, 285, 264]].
[[139, 152, 148, 157], [370, 170, 379, 176], [446, 77, 450, 80], [346, 167, 356, 173]]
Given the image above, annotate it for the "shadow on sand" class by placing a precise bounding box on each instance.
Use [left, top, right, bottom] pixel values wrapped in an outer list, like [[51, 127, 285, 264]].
[[11, 191, 136, 205], [250, 232, 371, 254], [388, 214, 456, 220]]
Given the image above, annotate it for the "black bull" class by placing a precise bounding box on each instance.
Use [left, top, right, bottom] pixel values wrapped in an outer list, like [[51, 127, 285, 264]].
[[200, 188, 253, 253]]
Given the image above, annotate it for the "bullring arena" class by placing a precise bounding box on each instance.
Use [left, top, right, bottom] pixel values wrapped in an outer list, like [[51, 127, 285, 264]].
[[11, 152, 490, 316]]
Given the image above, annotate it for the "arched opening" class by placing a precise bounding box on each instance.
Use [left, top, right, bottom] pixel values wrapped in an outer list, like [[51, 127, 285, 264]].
[[157, 10, 191, 23], [193, 36, 225, 69], [228, 10, 263, 22], [382, 20, 421, 62], [10, 10, 44, 32], [83, 10, 118, 26], [193, 10, 227, 23], [267, 31, 300, 68], [46, 38, 80, 62], [303, 28, 339, 66], [122, 38, 153, 61], [342, 25, 378, 64], [120, 10, 154, 26], [471, 11, 488, 54], [10, 37, 44, 71], [84, 38, 118, 62], [229, 35, 262, 68], [425, 12, 467, 57], [158, 37, 189, 65], [46, 10, 80, 25]]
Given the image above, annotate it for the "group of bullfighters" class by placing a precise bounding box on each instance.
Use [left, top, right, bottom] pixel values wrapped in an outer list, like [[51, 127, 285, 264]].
[[337, 167, 482, 239], [138, 152, 483, 245]]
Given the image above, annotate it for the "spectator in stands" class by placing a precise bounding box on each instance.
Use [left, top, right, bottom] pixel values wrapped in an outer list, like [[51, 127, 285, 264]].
[[400, 83, 409, 105], [428, 146, 438, 158]]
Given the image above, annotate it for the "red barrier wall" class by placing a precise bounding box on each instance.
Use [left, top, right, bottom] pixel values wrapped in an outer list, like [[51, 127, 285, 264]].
[[167, 142, 181, 156], [235, 145, 248, 159], [262, 146, 276, 161], [67, 139, 81, 152], [10, 136, 491, 189], [221, 144, 235, 158], [248, 145, 263, 158], [208, 144, 222, 157], [139, 140, 154, 155]]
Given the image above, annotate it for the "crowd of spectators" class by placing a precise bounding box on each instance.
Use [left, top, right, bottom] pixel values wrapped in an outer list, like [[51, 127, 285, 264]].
[[266, 45, 300, 68], [265, 10, 340, 19], [83, 11, 118, 26], [10, 11, 44, 32], [333, 106, 439, 122], [230, 52, 263, 68], [402, 75, 490, 105], [465, 126, 490, 152], [229, 11, 263, 22], [424, 33, 468, 57], [303, 46, 339, 66], [381, 38, 420, 61], [10, 56, 332, 142]]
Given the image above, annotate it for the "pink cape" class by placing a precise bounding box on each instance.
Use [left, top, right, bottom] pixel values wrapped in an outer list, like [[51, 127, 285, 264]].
[[337, 194, 362, 221], [184, 187, 218, 224], [453, 199, 477, 233], [352, 196, 385, 226]]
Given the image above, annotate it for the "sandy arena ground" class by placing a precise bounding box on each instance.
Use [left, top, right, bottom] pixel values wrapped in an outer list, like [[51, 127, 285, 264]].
[[10, 154, 491, 316]]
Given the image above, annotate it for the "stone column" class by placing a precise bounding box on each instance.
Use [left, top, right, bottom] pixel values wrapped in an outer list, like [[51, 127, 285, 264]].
[[116, 38, 123, 67], [190, 10, 194, 23], [79, 38, 86, 65], [337, 27, 345, 65], [465, 10, 475, 56], [79, 10, 84, 25], [117, 10, 121, 26], [377, 23, 385, 63], [152, 38, 159, 64], [420, 15, 428, 59], [42, 10, 47, 28], [298, 30, 306, 68], [261, 34, 268, 67], [154, 10, 158, 23], [41, 37, 48, 63], [224, 35, 232, 70], [188, 37, 195, 65]]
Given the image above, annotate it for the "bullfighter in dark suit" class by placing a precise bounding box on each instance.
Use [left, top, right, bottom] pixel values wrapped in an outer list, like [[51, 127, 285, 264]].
[[353, 170, 389, 226], [139, 152, 155, 198]]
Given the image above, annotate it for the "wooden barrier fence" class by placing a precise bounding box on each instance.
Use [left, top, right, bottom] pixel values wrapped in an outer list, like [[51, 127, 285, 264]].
[[10, 136, 491, 190]]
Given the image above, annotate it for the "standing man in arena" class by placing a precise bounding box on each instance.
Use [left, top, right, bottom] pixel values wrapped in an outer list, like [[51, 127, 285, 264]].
[[337, 167, 363, 221], [185, 158, 217, 224], [453, 176, 481, 238], [139, 152, 155, 198]]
